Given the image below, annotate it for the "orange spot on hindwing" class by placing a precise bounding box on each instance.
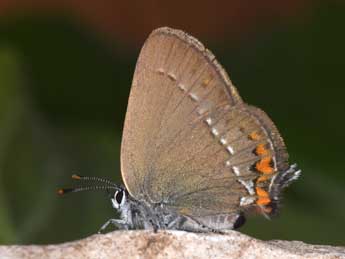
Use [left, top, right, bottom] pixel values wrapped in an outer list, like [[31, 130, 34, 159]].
[[255, 187, 271, 206], [256, 157, 274, 174], [249, 131, 260, 141], [255, 187, 269, 197], [255, 144, 269, 156], [257, 197, 271, 206], [257, 175, 270, 182]]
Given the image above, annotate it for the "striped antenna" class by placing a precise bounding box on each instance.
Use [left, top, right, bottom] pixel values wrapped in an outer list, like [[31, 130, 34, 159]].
[[57, 185, 119, 196], [71, 174, 118, 187]]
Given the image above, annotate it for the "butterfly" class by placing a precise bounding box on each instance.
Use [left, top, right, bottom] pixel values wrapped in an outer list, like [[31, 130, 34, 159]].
[[59, 27, 300, 233]]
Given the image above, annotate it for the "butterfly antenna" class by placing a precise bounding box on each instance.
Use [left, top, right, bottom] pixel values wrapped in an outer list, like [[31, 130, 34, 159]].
[[71, 174, 118, 187], [57, 185, 119, 196]]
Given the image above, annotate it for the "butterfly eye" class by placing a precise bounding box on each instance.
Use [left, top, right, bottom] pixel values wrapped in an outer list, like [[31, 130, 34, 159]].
[[115, 190, 124, 204]]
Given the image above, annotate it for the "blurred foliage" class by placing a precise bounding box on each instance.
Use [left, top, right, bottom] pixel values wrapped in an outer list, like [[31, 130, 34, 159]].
[[0, 2, 344, 245]]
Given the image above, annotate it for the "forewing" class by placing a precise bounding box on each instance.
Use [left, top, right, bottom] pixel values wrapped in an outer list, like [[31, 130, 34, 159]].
[[121, 27, 288, 218]]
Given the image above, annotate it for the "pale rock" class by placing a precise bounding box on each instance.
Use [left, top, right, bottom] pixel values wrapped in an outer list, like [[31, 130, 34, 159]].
[[0, 230, 344, 259]]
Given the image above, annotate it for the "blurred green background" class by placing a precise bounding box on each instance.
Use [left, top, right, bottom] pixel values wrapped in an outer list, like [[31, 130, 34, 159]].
[[0, 0, 344, 246]]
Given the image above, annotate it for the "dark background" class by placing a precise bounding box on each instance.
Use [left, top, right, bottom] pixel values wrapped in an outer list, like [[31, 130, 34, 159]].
[[0, 0, 344, 246]]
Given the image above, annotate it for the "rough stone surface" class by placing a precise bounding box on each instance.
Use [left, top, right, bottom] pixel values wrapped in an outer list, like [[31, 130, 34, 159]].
[[0, 230, 344, 259]]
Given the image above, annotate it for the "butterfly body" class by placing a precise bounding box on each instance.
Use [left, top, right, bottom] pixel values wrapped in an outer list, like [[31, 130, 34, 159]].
[[100, 188, 245, 232]]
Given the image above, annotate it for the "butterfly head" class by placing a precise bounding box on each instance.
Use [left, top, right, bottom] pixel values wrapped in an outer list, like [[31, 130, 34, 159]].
[[57, 174, 126, 211]]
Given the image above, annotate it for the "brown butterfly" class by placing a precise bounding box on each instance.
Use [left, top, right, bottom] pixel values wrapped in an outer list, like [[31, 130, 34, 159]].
[[59, 27, 300, 232]]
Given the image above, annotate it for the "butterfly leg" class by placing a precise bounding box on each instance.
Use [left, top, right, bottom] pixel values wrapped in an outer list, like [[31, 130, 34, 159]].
[[98, 219, 129, 233], [147, 219, 159, 233]]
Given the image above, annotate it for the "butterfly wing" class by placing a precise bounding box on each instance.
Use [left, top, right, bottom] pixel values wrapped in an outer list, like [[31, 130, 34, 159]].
[[121, 27, 289, 221]]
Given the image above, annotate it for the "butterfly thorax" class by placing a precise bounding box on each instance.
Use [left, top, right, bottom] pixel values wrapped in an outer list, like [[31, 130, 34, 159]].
[[115, 191, 173, 230]]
